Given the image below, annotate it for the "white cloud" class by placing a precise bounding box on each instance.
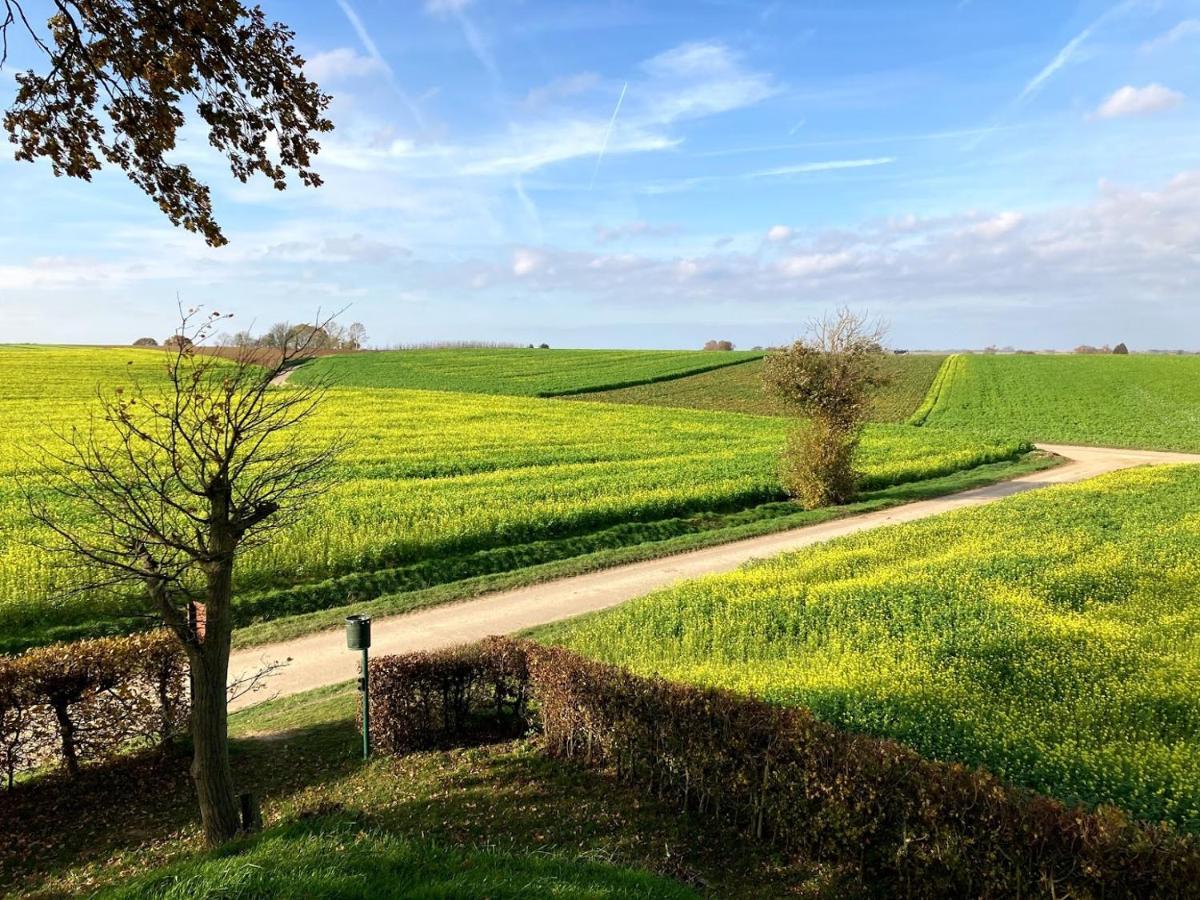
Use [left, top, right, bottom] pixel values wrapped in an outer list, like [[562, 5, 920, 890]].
[[1141, 19, 1200, 52], [1093, 84, 1184, 119], [638, 41, 776, 123], [766, 225, 793, 242], [422, 170, 1200, 316], [778, 251, 853, 278], [512, 248, 545, 276], [966, 212, 1024, 239], [261, 235, 411, 264], [642, 42, 735, 79], [594, 222, 682, 244], [9, 172, 1200, 346], [305, 47, 386, 81]]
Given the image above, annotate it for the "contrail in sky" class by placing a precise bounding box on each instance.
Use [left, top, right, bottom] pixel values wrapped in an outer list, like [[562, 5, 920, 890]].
[[590, 81, 628, 190], [336, 0, 427, 129]]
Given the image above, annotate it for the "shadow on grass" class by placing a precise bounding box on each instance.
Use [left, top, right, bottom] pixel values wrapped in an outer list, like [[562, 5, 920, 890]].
[[5, 707, 846, 899]]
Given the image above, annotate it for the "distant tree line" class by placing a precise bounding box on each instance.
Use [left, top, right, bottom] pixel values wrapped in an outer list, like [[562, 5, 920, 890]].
[[703, 339, 735, 351], [1074, 343, 1129, 355], [135, 322, 368, 352]]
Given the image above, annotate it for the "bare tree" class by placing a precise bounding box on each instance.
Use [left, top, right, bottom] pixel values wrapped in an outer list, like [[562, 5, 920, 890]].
[[762, 309, 890, 507], [345, 322, 368, 350], [24, 308, 343, 846], [1, 0, 332, 246]]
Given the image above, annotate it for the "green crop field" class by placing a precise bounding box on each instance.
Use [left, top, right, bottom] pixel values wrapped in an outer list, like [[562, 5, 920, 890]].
[[917, 353, 1200, 450], [289, 347, 763, 396], [581, 354, 947, 422], [0, 347, 1027, 650], [542, 465, 1200, 830]]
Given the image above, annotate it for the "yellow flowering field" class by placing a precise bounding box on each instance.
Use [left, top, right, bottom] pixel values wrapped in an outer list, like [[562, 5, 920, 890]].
[[545, 464, 1200, 830], [0, 346, 1027, 647]]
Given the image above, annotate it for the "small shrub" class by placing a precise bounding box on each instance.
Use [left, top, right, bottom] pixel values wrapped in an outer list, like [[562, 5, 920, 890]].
[[131, 337, 158, 347], [763, 310, 889, 507], [1113, 342, 1130, 355], [779, 419, 859, 508]]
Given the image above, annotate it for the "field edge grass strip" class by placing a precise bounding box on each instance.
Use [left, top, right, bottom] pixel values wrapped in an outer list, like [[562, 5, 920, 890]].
[[907, 353, 963, 426], [537, 353, 764, 398]]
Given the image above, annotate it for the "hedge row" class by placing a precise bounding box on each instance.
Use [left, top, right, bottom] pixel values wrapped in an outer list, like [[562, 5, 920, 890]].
[[368, 637, 529, 755], [369, 639, 1200, 898], [0, 630, 188, 785]]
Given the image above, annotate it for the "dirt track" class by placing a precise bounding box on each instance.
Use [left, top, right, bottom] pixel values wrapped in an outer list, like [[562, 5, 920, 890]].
[[228, 443, 1200, 710]]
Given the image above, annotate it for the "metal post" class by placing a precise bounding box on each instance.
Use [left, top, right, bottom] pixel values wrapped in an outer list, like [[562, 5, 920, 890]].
[[346, 614, 372, 761], [360, 646, 370, 760]]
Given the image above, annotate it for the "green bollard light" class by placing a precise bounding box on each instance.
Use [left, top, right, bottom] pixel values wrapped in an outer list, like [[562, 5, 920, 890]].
[[345, 614, 372, 760]]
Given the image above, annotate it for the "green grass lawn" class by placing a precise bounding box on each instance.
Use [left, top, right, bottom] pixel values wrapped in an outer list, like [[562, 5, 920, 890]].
[[918, 353, 1200, 450], [100, 819, 699, 899], [576, 355, 946, 422], [3, 683, 838, 899], [289, 348, 763, 396], [539, 464, 1200, 831]]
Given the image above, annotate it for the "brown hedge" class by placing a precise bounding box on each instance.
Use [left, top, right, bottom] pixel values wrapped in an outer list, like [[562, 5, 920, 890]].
[[369, 638, 1200, 897], [0, 630, 187, 785], [368, 637, 528, 755]]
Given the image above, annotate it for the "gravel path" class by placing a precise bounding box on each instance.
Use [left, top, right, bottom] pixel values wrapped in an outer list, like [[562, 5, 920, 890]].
[[228, 443, 1200, 710]]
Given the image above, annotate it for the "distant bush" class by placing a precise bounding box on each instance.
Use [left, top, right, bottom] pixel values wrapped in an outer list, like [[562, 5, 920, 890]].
[[703, 340, 735, 351], [163, 334, 193, 349], [131, 337, 158, 347], [0, 631, 187, 785], [1074, 344, 1112, 355], [1113, 342, 1130, 355], [370, 638, 1200, 897]]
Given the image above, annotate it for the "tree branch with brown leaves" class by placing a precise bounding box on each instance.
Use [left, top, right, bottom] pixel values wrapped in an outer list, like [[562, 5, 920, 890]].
[[1, 0, 332, 246]]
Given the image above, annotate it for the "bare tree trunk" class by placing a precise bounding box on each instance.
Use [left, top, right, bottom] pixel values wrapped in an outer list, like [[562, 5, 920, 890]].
[[187, 555, 241, 846], [188, 641, 240, 846], [50, 701, 79, 776]]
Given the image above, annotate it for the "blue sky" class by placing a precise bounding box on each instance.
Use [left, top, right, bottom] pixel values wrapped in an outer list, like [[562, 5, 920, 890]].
[[2, 0, 1199, 349]]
